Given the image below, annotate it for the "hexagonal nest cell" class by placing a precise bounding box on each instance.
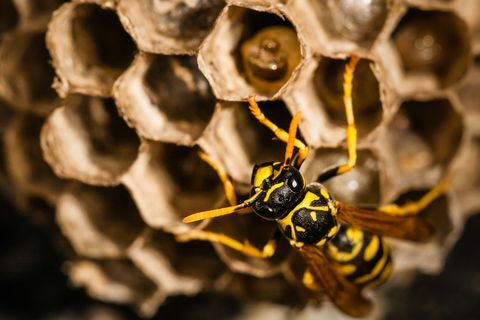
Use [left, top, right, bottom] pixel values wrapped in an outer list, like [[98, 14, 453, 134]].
[[0, 0, 18, 35], [57, 184, 145, 258], [387, 98, 464, 175], [198, 5, 303, 99], [303, 147, 382, 206], [116, 0, 226, 54], [0, 31, 57, 115], [309, 0, 390, 47], [114, 54, 216, 144], [391, 189, 451, 244], [313, 58, 383, 137], [233, 100, 297, 165], [207, 212, 293, 277], [392, 8, 471, 88], [41, 95, 140, 185], [4, 114, 65, 203], [47, 2, 137, 96], [122, 141, 225, 231], [155, 142, 224, 214], [69, 259, 159, 315]]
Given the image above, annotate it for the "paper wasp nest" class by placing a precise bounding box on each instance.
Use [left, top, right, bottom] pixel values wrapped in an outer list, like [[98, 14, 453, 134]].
[[0, 0, 479, 318]]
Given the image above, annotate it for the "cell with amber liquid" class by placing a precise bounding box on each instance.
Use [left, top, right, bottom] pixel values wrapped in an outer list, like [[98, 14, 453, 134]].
[[241, 26, 301, 95]]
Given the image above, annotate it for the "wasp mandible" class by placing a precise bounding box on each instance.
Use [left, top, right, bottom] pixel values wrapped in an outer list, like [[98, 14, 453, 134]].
[[177, 56, 448, 317]]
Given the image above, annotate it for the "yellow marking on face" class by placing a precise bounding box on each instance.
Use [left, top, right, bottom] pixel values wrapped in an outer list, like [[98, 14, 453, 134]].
[[310, 211, 317, 221], [337, 264, 357, 275], [327, 224, 339, 238], [295, 225, 306, 232], [355, 242, 389, 285], [253, 165, 273, 187], [263, 182, 284, 202], [320, 188, 330, 199], [364, 235, 380, 262], [316, 238, 327, 247]]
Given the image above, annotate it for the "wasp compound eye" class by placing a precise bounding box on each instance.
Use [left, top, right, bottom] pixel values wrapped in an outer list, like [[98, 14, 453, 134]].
[[287, 169, 304, 192]]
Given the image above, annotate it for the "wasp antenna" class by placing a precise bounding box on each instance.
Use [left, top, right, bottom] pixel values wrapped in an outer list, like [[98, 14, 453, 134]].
[[183, 204, 244, 223], [284, 112, 301, 167], [182, 190, 262, 223]]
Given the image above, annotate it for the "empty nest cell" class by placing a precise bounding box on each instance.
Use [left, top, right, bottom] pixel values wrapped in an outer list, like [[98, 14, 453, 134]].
[[221, 273, 305, 307], [386, 98, 464, 176], [284, 57, 383, 147], [69, 259, 159, 316], [303, 148, 382, 206], [0, 31, 57, 115], [207, 212, 293, 277], [457, 56, 480, 134], [313, 57, 383, 138], [57, 184, 145, 258], [122, 141, 224, 231], [12, 0, 65, 32], [235, 100, 296, 165], [129, 230, 224, 295], [392, 189, 451, 244], [309, 0, 389, 47], [0, 0, 18, 35], [4, 114, 65, 204], [198, 99, 304, 185], [41, 95, 140, 186], [198, 5, 303, 100], [47, 2, 136, 97], [116, 0, 226, 54], [392, 8, 471, 88], [114, 54, 215, 145]]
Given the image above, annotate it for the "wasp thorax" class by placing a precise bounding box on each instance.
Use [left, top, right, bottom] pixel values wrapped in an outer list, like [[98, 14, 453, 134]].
[[241, 26, 301, 94]]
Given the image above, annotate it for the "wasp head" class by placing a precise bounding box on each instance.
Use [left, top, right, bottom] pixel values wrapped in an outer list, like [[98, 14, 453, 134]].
[[250, 162, 306, 220]]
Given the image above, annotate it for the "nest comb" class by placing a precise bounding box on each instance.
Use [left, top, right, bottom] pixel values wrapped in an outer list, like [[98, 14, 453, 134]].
[[0, 0, 479, 317]]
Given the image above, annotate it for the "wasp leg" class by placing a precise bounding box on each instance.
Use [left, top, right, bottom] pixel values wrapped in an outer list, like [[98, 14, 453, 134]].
[[379, 177, 449, 216], [302, 269, 320, 291], [317, 56, 360, 183], [198, 151, 237, 206], [247, 97, 309, 166], [176, 229, 277, 259]]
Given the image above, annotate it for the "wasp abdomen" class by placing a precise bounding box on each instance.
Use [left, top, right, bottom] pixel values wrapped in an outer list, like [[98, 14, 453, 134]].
[[326, 226, 392, 288]]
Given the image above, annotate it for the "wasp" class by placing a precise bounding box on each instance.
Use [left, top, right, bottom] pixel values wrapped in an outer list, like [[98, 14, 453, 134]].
[[177, 56, 448, 317]]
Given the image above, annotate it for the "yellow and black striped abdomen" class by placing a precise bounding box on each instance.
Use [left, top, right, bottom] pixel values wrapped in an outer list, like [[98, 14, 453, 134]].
[[325, 226, 392, 288]]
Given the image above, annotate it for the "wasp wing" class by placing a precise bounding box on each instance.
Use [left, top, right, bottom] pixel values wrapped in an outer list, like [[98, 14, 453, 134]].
[[298, 246, 372, 317], [337, 202, 433, 242]]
